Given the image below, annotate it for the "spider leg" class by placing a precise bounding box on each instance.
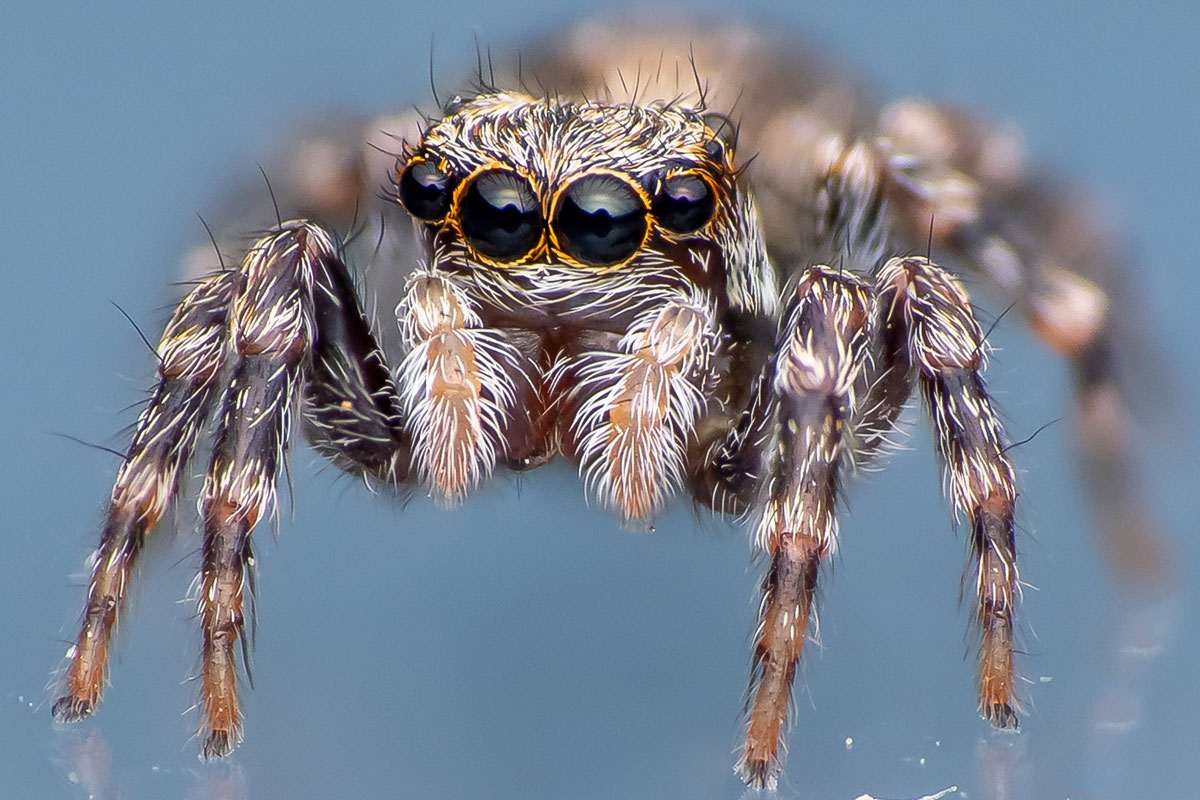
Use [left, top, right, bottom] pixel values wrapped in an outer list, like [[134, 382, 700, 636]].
[[733, 268, 873, 790], [53, 272, 236, 724], [877, 255, 1020, 728], [695, 140, 903, 518], [810, 138, 918, 466], [878, 98, 1109, 352], [303, 252, 409, 483], [877, 99, 1165, 583], [846, 288, 915, 467], [194, 222, 335, 756], [56, 219, 419, 756], [196, 224, 470, 753], [550, 292, 720, 521]]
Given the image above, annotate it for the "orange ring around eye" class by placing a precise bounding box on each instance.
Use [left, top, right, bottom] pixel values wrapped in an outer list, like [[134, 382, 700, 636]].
[[547, 167, 653, 272], [448, 161, 547, 268]]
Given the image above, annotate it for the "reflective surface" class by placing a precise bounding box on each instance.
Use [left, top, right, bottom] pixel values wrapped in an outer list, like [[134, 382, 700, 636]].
[[2, 2, 1197, 798]]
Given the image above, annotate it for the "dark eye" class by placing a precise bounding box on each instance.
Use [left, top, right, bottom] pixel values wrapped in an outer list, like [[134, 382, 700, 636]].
[[653, 173, 715, 233], [553, 174, 648, 266], [459, 169, 542, 262], [701, 111, 738, 156], [397, 159, 454, 220]]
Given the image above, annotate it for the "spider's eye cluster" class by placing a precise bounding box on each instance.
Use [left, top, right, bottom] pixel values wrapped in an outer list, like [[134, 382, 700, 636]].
[[553, 174, 648, 267], [397, 155, 719, 268], [459, 169, 542, 261]]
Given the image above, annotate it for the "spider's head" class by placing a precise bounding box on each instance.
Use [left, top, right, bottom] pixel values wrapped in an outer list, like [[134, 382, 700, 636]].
[[389, 92, 774, 315]]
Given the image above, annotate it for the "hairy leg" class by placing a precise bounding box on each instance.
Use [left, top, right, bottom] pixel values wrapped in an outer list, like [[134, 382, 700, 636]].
[[54, 272, 236, 723], [733, 267, 872, 789], [193, 222, 331, 755], [809, 136, 917, 465], [694, 137, 902, 514], [56, 220, 424, 756], [877, 255, 1020, 726]]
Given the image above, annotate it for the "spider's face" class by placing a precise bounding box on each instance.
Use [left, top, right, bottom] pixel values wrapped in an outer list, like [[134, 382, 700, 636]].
[[391, 92, 770, 316]]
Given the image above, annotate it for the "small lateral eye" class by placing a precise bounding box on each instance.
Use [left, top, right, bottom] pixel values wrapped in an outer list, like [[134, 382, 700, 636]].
[[653, 173, 715, 233], [398, 159, 454, 220], [701, 111, 738, 156], [459, 169, 542, 262], [554, 174, 648, 267]]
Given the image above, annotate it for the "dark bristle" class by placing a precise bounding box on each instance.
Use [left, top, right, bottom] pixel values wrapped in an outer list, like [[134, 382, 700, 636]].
[[51, 695, 94, 724], [985, 701, 1020, 730], [200, 730, 234, 760]]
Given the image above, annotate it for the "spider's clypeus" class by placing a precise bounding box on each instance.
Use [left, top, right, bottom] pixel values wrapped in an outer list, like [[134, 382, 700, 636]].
[[53, 18, 1159, 791]]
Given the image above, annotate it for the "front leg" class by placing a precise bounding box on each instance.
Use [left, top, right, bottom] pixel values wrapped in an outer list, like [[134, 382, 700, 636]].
[[54, 221, 417, 757], [195, 223, 331, 755]]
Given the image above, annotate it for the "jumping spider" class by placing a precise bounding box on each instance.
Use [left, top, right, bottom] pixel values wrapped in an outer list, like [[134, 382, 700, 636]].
[[53, 18, 1156, 790]]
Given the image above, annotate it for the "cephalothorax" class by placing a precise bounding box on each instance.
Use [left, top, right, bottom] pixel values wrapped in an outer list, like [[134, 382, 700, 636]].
[[53, 20, 1152, 790]]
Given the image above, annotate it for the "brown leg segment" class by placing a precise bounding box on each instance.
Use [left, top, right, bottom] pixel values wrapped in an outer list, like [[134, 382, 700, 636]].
[[54, 272, 235, 723], [736, 268, 872, 789], [197, 504, 253, 758], [877, 255, 1020, 727], [740, 534, 825, 790]]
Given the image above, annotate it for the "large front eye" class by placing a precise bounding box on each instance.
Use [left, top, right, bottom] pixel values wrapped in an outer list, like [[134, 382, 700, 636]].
[[397, 159, 454, 220], [653, 172, 715, 233], [553, 174, 648, 267], [458, 169, 542, 262]]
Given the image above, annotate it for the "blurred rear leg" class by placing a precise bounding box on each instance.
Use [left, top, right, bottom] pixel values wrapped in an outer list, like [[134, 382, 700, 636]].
[[877, 98, 1167, 586]]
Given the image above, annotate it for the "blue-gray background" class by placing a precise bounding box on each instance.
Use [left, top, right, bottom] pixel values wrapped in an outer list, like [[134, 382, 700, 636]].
[[2, 2, 1197, 798]]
